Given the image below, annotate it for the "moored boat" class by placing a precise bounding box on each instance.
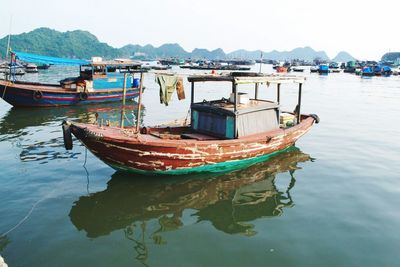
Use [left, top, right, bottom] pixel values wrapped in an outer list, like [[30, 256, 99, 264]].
[[24, 63, 38, 73], [63, 72, 319, 175], [0, 51, 145, 107], [374, 65, 392, 76], [361, 66, 374, 77], [318, 64, 329, 74], [292, 67, 305, 72], [310, 66, 318, 73]]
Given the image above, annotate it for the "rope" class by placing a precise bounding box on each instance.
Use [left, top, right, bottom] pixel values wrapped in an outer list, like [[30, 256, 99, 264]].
[[0, 175, 66, 237], [0, 186, 57, 237], [184, 109, 191, 125], [1, 85, 7, 99], [1, 81, 10, 99], [83, 147, 90, 195], [124, 113, 135, 127]]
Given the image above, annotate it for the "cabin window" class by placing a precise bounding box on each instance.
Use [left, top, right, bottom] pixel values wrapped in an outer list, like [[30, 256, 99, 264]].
[[80, 66, 93, 79], [93, 66, 106, 75], [107, 66, 117, 73]]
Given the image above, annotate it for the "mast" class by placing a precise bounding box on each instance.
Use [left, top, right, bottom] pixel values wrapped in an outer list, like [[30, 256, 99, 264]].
[[5, 16, 12, 61], [135, 72, 144, 133]]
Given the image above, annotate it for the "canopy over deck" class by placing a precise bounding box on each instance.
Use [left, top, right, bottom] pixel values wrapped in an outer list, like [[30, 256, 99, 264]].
[[14, 51, 90, 65], [187, 72, 306, 85], [187, 72, 306, 126], [13, 51, 143, 68]]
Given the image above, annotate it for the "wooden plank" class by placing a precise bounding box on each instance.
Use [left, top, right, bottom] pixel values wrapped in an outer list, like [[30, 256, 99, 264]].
[[187, 74, 305, 84], [180, 133, 219, 140]]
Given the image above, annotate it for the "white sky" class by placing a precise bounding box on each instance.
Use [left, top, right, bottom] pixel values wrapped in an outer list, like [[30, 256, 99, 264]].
[[0, 0, 398, 60]]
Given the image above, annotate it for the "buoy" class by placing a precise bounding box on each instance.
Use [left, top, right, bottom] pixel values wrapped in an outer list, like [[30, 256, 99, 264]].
[[310, 114, 320, 124], [62, 120, 73, 150], [33, 90, 43, 100]]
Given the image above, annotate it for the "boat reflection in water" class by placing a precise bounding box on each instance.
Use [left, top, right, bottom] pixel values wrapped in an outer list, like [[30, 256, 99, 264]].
[[0, 101, 144, 163], [69, 147, 313, 265]]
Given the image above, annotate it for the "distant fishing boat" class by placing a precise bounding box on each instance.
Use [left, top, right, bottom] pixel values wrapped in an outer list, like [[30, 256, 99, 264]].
[[63, 72, 319, 175], [344, 61, 357, 73], [374, 65, 392, 76], [36, 64, 51, 70], [180, 63, 251, 71], [361, 66, 374, 77], [159, 58, 184, 66], [0, 51, 145, 107], [24, 63, 38, 73], [292, 67, 305, 72], [226, 59, 255, 65], [329, 62, 339, 69], [310, 66, 319, 73], [0, 61, 25, 75], [318, 64, 329, 74]]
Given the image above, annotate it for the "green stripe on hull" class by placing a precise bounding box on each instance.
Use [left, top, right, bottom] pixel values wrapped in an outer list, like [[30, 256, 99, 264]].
[[106, 145, 296, 176]]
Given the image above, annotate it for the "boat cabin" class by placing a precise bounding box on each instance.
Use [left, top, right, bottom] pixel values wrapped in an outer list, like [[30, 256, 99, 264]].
[[187, 72, 306, 139], [61, 60, 143, 91]]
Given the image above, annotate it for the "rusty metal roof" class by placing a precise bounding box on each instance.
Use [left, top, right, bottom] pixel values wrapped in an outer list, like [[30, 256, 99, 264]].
[[87, 60, 142, 67], [187, 72, 306, 84]]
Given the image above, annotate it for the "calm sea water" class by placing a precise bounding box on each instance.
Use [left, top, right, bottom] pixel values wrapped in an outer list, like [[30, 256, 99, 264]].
[[1, 65, 400, 267]]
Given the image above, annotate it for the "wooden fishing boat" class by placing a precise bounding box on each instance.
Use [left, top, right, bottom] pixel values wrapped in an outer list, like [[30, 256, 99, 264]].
[[0, 51, 144, 107], [63, 72, 319, 175]]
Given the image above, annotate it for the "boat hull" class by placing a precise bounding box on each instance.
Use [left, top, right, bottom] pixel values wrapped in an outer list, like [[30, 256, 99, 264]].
[[0, 80, 141, 107], [67, 115, 317, 175]]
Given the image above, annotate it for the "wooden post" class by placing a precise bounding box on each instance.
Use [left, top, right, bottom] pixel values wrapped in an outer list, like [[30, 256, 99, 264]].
[[277, 83, 281, 104], [120, 72, 128, 128], [297, 83, 302, 124], [191, 81, 194, 104], [255, 83, 259, 99], [233, 82, 237, 113], [233, 82, 238, 139], [136, 72, 144, 133]]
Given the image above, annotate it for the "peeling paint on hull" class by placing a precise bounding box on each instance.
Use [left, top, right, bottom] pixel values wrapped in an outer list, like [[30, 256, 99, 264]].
[[70, 116, 316, 175], [106, 146, 296, 175]]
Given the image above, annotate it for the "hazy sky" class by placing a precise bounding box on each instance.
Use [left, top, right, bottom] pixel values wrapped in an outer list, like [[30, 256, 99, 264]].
[[0, 0, 398, 60]]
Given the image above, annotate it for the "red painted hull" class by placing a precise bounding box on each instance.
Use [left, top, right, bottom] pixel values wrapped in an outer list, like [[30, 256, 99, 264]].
[[69, 115, 316, 174], [0, 80, 140, 107]]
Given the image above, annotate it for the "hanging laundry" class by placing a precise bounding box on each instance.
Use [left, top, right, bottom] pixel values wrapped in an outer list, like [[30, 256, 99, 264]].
[[155, 74, 185, 106], [155, 74, 178, 106], [176, 77, 185, 100]]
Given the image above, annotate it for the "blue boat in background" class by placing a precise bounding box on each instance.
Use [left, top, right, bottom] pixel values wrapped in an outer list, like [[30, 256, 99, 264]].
[[374, 65, 392, 76], [361, 66, 374, 77], [318, 64, 329, 74], [0, 51, 145, 107]]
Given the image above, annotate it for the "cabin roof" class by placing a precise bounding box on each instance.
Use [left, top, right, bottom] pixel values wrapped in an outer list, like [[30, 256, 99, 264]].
[[187, 72, 306, 84]]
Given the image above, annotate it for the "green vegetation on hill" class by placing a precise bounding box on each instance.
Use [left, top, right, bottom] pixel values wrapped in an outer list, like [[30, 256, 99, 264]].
[[0, 27, 119, 59], [0, 27, 356, 62], [381, 52, 400, 62]]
